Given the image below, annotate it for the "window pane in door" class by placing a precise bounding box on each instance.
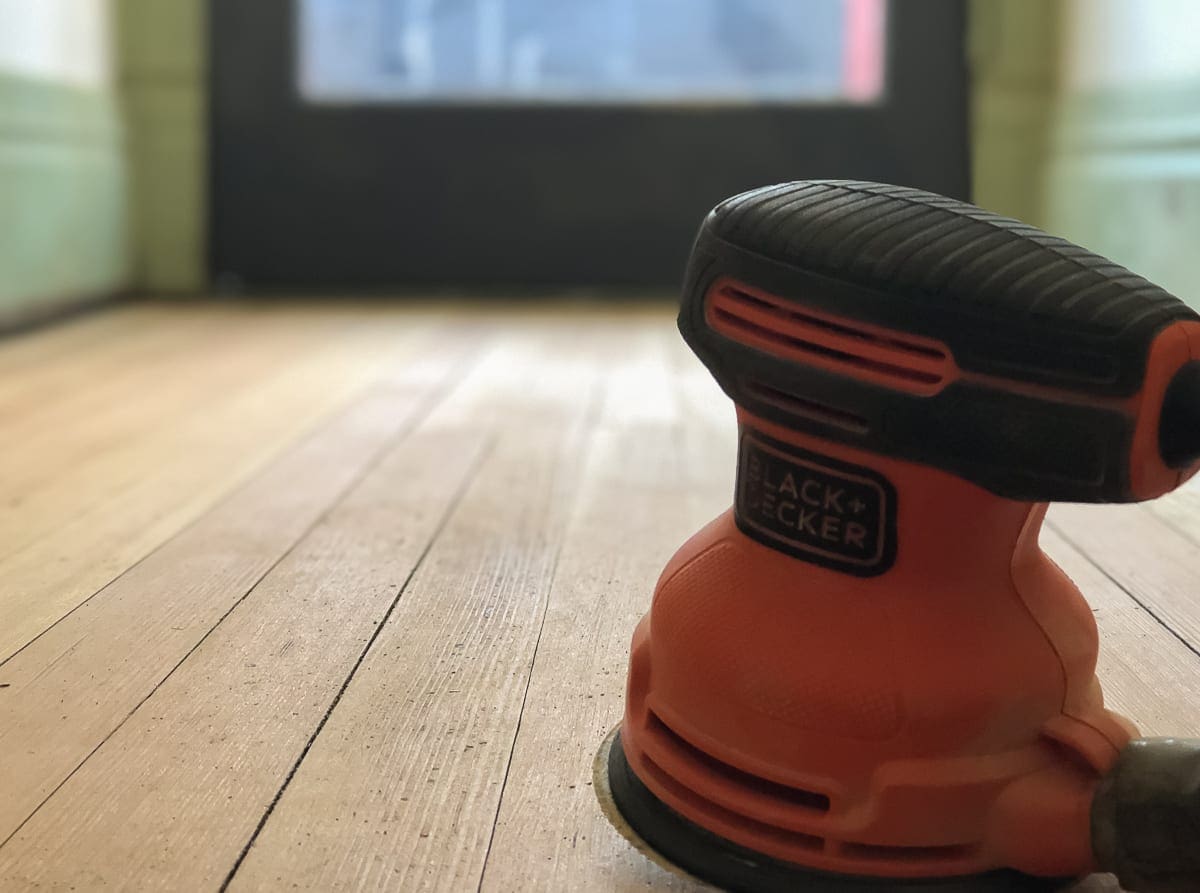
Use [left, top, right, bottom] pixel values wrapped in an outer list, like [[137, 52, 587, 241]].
[[298, 0, 886, 103]]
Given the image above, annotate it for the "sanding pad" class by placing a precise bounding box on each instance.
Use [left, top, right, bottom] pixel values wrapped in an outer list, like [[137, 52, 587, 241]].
[[595, 725, 1075, 893]]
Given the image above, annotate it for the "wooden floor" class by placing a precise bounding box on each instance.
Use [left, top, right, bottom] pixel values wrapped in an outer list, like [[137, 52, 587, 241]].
[[0, 302, 1197, 892]]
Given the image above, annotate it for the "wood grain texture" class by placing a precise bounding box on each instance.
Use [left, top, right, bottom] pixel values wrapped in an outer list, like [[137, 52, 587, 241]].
[[0, 426, 486, 889], [1, 308, 330, 499], [0, 333, 471, 844], [1049, 501, 1200, 651], [0, 308, 438, 661], [1045, 526, 1200, 893], [479, 433, 720, 892], [1145, 472, 1200, 544], [478, 328, 727, 893], [0, 305, 179, 403], [1041, 530, 1200, 737], [227, 331, 608, 891], [0, 302, 1197, 893], [0, 71, 127, 320], [0, 307, 415, 536]]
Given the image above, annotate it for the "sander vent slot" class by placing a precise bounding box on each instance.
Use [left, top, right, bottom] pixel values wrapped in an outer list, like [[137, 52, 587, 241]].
[[708, 283, 954, 394], [839, 841, 975, 864], [639, 754, 826, 854], [646, 711, 831, 814], [744, 380, 870, 435]]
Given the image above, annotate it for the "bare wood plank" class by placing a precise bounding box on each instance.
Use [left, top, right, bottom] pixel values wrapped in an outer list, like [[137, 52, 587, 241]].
[[0, 310, 275, 474], [1045, 526, 1200, 893], [1145, 471, 1200, 544], [0, 308, 354, 498], [0, 304, 188, 395], [0, 318, 437, 661], [663, 321, 738, 438], [0, 426, 488, 890], [0, 311, 423, 555], [478, 324, 730, 892], [0, 320, 608, 890], [596, 324, 681, 428], [1042, 528, 1200, 737], [1048, 502, 1200, 651], [0, 336, 471, 843], [0, 305, 230, 423], [480, 426, 725, 893], [225, 332, 617, 892]]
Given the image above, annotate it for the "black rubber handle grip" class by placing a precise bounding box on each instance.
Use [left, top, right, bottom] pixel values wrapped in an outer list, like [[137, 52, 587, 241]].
[[679, 181, 1200, 502], [1160, 363, 1200, 468], [1092, 738, 1200, 893]]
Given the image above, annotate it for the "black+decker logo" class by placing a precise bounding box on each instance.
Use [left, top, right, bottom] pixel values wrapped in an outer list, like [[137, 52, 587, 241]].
[[735, 431, 896, 577]]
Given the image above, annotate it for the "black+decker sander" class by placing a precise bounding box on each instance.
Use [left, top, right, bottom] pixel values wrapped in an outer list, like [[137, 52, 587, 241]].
[[597, 181, 1200, 892]]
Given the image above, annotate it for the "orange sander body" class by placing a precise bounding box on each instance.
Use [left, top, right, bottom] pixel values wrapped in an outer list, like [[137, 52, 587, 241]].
[[607, 182, 1200, 893]]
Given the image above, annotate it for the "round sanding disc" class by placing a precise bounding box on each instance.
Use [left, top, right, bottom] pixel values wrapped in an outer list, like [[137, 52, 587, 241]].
[[595, 724, 1074, 893]]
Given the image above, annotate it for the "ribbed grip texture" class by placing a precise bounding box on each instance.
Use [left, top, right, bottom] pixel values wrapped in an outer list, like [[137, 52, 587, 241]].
[[709, 180, 1193, 342], [679, 181, 1198, 500]]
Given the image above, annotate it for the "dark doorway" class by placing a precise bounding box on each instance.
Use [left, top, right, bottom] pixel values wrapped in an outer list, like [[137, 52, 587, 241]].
[[210, 0, 968, 289]]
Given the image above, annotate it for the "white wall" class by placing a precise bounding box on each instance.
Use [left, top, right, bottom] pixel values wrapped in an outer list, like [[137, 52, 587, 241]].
[[1063, 0, 1200, 89], [0, 0, 112, 86]]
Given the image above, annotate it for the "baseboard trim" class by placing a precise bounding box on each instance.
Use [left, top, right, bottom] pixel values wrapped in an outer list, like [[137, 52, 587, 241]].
[[0, 290, 132, 341]]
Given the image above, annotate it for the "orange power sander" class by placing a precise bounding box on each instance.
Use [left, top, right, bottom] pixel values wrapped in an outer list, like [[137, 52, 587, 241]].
[[600, 181, 1200, 892]]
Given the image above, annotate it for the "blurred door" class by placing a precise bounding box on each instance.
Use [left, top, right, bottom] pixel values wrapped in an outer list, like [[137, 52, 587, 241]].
[[211, 0, 968, 288]]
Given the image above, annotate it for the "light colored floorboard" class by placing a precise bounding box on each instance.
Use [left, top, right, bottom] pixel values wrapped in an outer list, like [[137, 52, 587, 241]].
[[228, 331, 613, 891], [1041, 529, 1200, 738], [0, 312, 438, 661], [0, 335, 473, 844], [1, 309, 423, 552], [480, 423, 725, 893], [1045, 526, 1200, 893], [1, 309, 358, 505], [480, 328, 729, 892], [1049, 502, 1200, 651], [1145, 471, 1200, 544], [0, 426, 487, 890], [0, 305, 190, 402], [0, 303, 1196, 893]]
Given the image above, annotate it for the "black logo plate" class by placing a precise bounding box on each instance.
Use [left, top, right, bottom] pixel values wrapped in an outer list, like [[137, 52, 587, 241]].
[[735, 431, 896, 576]]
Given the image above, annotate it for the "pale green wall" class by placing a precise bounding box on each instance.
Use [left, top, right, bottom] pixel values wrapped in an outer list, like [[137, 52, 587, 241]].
[[0, 8, 129, 322], [1044, 80, 1200, 307], [0, 0, 206, 325], [972, 0, 1200, 309], [1042, 0, 1200, 307], [9, 2, 1198, 311], [116, 0, 207, 293], [969, 0, 1062, 226]]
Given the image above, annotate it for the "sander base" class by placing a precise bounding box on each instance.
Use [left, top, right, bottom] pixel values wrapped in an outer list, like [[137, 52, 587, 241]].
[[596, 726, 1076, 893]]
